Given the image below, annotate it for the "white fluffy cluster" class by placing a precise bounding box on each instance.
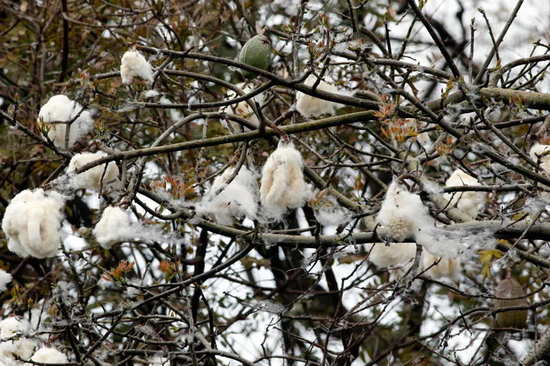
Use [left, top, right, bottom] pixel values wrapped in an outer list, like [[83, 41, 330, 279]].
[[0, 317, 37, 363], [443, 169, 485, 220], [260, 142, 312, 221], [312, 194, 351, 227], [296, 75, 339, 118], [530, 143, 550, 174], [375, 180, 432, 242], [196, 166, 258, 225], [0, 270, 11, 292], [370, 178, 496, 280], [376, 180, 480, 260], [67, 151, 119, 191], [367, 242, 461, 280], [38, 95, 94, 149], [314, 206, 351, 227], [92, 206, 132, 249], [415, 225, 495, 258], [220, 83, 264, 130], [120, 49, 154, 85], [30, 346, 68, 364], [93, 206, 175, 248], [1, 189, 65, 259], [367, 242, 417, 268]]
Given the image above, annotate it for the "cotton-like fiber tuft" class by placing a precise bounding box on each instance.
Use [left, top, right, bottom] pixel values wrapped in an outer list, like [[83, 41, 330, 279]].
[[311, 192, 351, 226], [38, 95, 94, 149], [296, 75, 339, 118], [92, 206, 132, 249], [367, 242, 417, 268], [93, 205, 174, 247], [375, 180, 433, 242], [366, 242, 461, 280], [0, 270, 12, 292], [443, 169, 485, 220], [0, 317, 28, 340], [67, 151, 119, 191], [371, 180, 466, 280], [120, 49, 154, 85], [30, 346, 68, 364], [0, 317, 37, 361], [196, 166, 258, 225], [260, 142, 312, 221], [1, 189, 65, 259]]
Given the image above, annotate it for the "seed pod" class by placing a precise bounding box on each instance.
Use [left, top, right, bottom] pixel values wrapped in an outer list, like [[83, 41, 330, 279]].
[[237, 34, 271, 79], [493, 276, 528, 329]]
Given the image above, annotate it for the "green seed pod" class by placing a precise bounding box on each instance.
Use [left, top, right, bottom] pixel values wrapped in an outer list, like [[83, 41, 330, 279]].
[[493, 276, 528, 329], [237, 34, 271, 79]]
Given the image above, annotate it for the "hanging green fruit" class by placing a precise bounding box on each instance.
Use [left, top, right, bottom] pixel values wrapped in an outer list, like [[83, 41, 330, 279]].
[[237, 34, 271, 79]]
